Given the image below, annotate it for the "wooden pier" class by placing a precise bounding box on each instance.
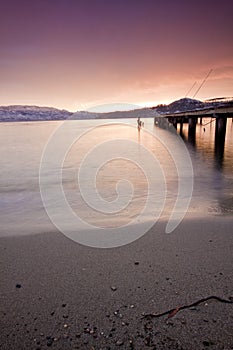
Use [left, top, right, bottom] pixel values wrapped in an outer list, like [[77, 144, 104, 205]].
[[154, 104, 233, 167], [155, 105, 233, 153]]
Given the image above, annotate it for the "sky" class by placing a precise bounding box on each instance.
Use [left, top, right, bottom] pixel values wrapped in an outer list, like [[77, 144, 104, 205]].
[[0, 0, 233, 111]]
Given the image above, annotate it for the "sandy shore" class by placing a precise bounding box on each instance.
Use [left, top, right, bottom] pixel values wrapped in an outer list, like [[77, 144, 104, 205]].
[[1, 215, 233, 350]]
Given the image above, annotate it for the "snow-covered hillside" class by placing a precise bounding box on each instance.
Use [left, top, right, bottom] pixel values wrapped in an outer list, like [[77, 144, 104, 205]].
[[153, 98, 205, 114], [0, 106, 72, 122], [153, 97, 233, 114], [0, 105, 158, 122]]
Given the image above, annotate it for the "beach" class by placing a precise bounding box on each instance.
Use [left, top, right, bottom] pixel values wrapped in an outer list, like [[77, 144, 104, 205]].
[[1, 215, 233, 350]]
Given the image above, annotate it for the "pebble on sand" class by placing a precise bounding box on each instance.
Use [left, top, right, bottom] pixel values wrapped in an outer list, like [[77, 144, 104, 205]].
[[116, 340, 124, 346]]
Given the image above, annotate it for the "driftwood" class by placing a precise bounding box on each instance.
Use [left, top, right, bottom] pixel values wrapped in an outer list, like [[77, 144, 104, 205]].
[[142, 296, 233, 319]]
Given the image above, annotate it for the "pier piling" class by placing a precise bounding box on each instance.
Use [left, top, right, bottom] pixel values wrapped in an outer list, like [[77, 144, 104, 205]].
[[188, 117, 197, 144]]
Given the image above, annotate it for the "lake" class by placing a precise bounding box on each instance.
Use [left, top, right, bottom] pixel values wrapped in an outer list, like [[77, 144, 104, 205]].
[[1, 117, 233, 246]]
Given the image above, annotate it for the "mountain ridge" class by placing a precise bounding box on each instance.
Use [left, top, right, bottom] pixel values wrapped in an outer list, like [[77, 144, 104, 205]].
[[0, 97, 232, 122]]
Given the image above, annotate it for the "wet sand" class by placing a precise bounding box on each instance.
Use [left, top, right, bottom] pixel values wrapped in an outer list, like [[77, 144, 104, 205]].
[[1, 215, 233, 350]]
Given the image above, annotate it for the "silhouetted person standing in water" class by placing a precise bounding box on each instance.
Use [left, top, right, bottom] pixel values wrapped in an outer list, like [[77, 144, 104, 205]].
[[137, 117, 143, 131]]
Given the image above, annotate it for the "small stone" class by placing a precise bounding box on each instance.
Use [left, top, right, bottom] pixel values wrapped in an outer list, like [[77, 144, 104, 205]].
[[16, 284, 21, 289], [50, 311, 55, 316], [134, 261, 139, 265], [203, 340, 210, 346], [111, 286, 117, 291], [116, 340, 124, 346], [64, 324, 68, 328], [62, 303, 67, 307], [144, 335, 151, 346], [46, 338, 54, 347], [145, 323, 152, 330], [130, 305, 134, 308]]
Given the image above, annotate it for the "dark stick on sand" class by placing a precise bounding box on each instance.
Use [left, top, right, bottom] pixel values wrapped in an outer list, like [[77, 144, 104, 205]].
[[142, 295, 233, 320]]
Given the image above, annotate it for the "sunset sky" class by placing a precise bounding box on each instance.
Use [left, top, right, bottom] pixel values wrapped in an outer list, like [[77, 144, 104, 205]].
[[1, 0, 233, 111]]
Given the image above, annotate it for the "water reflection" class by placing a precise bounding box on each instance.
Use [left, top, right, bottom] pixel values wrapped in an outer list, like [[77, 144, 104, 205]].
[[214, 134, 225, 170], [155, 116, 233, 214], [175, 118, 233, 172], [1, 118, 233, 238]]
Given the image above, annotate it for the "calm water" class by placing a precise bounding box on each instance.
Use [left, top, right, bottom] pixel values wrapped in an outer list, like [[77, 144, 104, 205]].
[[1, 118, 233, 238]]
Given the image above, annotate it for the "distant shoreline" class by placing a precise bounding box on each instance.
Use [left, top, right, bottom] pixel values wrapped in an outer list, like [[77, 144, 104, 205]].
[[1, 97, 232, 123]]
